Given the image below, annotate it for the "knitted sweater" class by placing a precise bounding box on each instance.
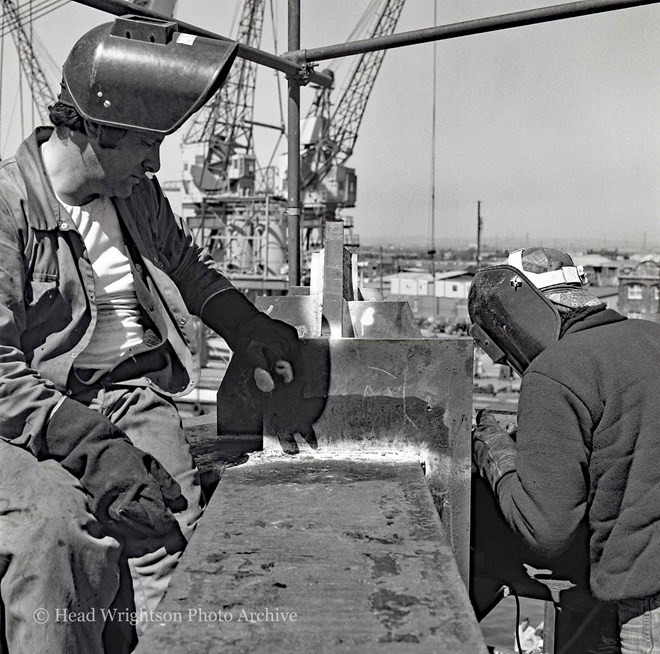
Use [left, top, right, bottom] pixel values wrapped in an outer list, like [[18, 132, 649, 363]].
[[497, 309, 660, 601]]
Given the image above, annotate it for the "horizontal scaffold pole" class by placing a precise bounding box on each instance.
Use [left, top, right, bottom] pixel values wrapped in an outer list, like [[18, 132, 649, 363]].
[[288, 0, 659, 63], [69, 0, 333, 87]]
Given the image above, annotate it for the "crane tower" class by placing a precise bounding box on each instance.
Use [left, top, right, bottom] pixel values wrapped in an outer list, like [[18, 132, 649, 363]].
[[180, 0, 406, 292], [179, 0, 288, 294], [0, 0, 57, 158], [295, 0, 407, 255]]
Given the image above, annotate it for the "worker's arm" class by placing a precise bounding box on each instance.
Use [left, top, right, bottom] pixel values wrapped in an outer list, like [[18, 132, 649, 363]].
[[137, 181, 302, 392], [0, 190, 63, 446], [0, 187, 185, 555], [117, 180, 303, 392], [41, 397, 187, 557], [201, 289, 302, 392], [474, 371, 591, 557], [140, 178, 235, 314]]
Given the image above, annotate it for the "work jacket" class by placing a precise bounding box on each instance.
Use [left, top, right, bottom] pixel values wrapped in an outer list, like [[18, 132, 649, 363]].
[[497, 309, 660, 601], [0, 127, 234, 450]]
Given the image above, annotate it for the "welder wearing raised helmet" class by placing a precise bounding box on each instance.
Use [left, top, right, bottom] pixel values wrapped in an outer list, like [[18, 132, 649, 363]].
[[470, 247, 660, 653], [0, 16, 301, 654]]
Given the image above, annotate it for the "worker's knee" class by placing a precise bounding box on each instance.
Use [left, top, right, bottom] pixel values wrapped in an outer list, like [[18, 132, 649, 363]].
[[0, 442, 121, 654], [0, 443, 120, 565]]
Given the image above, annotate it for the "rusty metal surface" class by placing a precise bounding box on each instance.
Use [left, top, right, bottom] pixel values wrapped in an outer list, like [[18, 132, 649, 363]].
[[136, 455, 487, 654]]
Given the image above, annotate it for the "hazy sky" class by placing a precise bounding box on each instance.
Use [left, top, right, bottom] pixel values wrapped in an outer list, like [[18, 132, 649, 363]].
[[1, 0, 658, 251]]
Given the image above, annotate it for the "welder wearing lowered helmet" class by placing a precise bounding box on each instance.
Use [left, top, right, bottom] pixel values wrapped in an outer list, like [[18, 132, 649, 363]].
[[470, 247, 660, 653], [0, 17, 302, 654]]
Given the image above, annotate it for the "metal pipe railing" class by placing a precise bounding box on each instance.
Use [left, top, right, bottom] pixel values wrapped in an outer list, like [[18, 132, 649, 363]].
[[70, 0, 333, 87], [287, 0, 659, 63]]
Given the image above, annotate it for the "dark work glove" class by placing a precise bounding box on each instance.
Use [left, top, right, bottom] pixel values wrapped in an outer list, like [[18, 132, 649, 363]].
[[202, 289, 301, 393], [42, 398, 187, 557], [263, 376, 321, 455], [217, 338, 324, 456], [472, 408, 517, 495]]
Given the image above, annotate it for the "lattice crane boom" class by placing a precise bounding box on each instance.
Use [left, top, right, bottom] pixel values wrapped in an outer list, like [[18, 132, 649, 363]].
[[182, 0, 265, 194], [302, 0, 407, 193], [329, 0, 406, 167], [2, 0, 55, 124]]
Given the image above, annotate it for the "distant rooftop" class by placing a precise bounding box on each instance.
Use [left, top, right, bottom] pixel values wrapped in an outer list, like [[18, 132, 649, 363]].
[[571, 254, 620, 268]]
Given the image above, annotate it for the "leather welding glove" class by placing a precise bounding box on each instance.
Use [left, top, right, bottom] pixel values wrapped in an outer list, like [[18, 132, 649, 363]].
[[201, 289, 301, 393], [472, 408, 517, 496], [42, 398, 187, 557]]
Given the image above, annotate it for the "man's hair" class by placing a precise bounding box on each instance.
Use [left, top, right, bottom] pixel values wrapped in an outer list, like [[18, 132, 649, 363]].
[[558, 303, 606, 337], [48, 101, 127, 148], [48, 101, 87, 134]]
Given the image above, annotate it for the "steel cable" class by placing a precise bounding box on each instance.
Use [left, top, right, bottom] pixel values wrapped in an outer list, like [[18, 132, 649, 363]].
[[0, 0, 70, 39]]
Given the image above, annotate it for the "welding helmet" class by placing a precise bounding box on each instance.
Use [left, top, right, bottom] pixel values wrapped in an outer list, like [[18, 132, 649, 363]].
[[468, 247, 601, 375], [61, 15, 238, 135]]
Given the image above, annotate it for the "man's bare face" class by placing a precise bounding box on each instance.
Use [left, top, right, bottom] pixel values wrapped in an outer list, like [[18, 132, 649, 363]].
[[89, 128, 164, 199]]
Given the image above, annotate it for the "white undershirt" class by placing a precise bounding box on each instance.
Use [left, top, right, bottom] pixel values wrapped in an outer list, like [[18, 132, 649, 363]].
[[57, 193, 144, 369]]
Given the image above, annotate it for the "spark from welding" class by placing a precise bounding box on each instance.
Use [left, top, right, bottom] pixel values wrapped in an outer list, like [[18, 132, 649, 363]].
[[367, 366, 397, 378]]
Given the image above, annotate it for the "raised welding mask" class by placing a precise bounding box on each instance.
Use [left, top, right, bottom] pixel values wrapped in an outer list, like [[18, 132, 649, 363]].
[[61, 15, 238, 135], [468, 247, 600, 375]]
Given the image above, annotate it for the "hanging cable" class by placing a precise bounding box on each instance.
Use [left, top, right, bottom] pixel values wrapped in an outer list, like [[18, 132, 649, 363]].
[[2, 0, 53, 32], [34, 32, 58, 72], [324, 0, 382, 80], [29, 0, 34, 130], [31, 29, 61, 78], [0, 7, 5, 157], [0, 0, 69, 39], [513, 588, 524, 654], [268, 0, 285, 135], [427, 0, 437, 266], [15, 0, 70, 35], [17, 2, 23, 137]]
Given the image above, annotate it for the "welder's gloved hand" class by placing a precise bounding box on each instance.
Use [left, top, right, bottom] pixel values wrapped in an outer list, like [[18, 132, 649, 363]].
[[43, 398, 187, 557], [201, 289, 301, 393], [472, 408, 517, 496]]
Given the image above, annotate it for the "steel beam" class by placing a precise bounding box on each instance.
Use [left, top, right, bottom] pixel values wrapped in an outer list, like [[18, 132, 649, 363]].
[[217, 335, 474, 581], [136, 457, 488, 653], [287, 0, 659, 63]]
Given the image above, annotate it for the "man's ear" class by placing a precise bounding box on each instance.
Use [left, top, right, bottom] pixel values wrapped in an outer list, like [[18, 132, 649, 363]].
[[84, 119, 126, 149], [83, 119, 100, 140]]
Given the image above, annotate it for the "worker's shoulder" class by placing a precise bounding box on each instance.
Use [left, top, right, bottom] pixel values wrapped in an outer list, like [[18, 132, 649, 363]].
[[0, 156, 24, 184], [529, 314, 658, 385], [622, 317, 660, 335], [562, 313, 660, 353], [0, 157, 28, 209]]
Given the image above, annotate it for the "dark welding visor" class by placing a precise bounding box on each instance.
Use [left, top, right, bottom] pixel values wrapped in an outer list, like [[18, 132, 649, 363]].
[[62, 16, 238, 135], [468, 265, 561, 375]]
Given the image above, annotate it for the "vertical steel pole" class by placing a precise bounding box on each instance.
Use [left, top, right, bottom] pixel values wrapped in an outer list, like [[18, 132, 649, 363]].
[[287, 0, 301, 287], [476, 200, 483, 268]]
